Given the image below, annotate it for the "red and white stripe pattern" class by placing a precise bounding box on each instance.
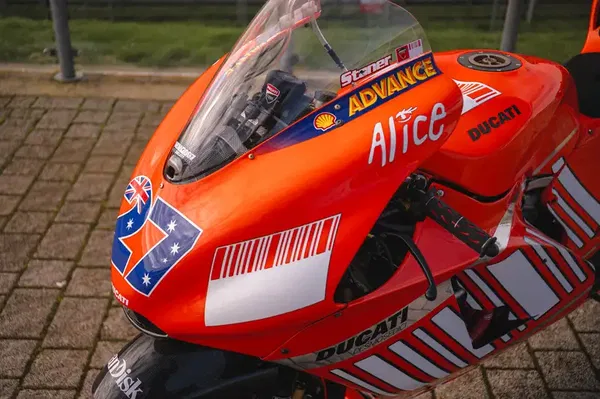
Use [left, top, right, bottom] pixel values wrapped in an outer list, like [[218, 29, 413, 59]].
[[548, 157, 599, 249], [325, 232, 594, 396], [205, 215, 341, 326], [453, 80, 501, 115], [210, 215, 340, 281]]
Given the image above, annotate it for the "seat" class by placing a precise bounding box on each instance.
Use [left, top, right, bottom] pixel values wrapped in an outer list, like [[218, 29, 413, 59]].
[[564, 53, 600, 118]]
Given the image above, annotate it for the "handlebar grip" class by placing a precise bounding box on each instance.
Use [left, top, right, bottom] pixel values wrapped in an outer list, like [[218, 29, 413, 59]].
[[424, 189, 499, 258]]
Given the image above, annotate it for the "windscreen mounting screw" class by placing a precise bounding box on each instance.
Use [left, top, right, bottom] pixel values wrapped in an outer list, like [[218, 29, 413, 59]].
[[588, 129, 594, 136], [334, 104, 341, 110], [159, 183, 164, 189], [281, 348, 289, 354], [436, 189, 444, 197], [248, 153, 255, 160]]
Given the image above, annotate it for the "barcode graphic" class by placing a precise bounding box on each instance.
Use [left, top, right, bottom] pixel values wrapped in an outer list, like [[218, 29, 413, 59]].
[[454, 80, 501, 105], [408, 39, 422, 50], [210, 215, 341, 281]]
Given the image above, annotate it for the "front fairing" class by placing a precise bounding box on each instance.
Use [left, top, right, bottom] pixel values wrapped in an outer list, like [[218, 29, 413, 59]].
[[168, 0, 432, 182], [110, 50, 463, 358]]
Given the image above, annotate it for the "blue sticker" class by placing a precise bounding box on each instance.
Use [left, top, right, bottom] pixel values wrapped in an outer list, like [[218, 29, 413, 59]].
[[111, 176, 203, 296], [258, 53, 442, 153]]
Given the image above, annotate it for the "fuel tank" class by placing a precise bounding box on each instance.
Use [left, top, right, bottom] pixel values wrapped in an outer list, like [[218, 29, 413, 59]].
[[422, 50, 580, 198]]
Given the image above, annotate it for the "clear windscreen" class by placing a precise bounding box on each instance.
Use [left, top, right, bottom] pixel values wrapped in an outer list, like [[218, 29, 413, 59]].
[[166, 0, 430, 182]]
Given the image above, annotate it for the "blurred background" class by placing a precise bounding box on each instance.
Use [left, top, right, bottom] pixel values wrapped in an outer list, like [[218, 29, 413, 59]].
[[0, 0, 593, 68]]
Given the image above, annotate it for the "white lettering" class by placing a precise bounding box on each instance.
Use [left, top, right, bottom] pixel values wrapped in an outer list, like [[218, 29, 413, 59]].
[[368, 102, 447, 167], [413, 115, 428, 146], [388, 116, 397, 164], [340, 55, 393, 87], [108, 356, 144, 399], [369, 122, 387, 167], [429, 103, 446, 140], [112, 284, 129, 307]]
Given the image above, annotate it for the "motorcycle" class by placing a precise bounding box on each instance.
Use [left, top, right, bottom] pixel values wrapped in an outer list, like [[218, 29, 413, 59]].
[[93, 0, 600, 397]]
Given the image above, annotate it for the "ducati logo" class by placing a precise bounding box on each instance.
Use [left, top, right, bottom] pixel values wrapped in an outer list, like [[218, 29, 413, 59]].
[[107, 354, 144, 399], [265, 84, 280, 104], [468, 104, 522, 141], [314, 307, 409, 363]]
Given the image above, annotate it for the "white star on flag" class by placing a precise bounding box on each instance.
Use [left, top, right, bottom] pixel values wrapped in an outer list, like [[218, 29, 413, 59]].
[[162, 258, 168, 263], [142, 273, 151, 286], [167, 220, 177, 233], [170, 242, 180, 255], [126, 219, 134, 230]]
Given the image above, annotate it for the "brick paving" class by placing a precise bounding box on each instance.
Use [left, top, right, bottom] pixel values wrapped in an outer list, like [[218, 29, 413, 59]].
[[0, 94, 597, 399]]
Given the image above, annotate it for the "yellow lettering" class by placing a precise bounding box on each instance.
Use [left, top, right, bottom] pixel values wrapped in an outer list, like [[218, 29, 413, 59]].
[[349, 95, 364, 116], [359, 88, 378, 109], [423, 57, 437, 77], [413, 61, 427, 81], [397, 68, 416, 88], [387, 75, 403, 95], [372, 81, 388, 99]]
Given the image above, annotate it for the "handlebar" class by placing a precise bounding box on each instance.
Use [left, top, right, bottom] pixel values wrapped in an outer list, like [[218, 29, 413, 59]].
[[423, 188, 499, 258]]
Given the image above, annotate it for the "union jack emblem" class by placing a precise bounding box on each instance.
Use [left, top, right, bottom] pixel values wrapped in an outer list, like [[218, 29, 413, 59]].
[[124, 176, 152, 214]]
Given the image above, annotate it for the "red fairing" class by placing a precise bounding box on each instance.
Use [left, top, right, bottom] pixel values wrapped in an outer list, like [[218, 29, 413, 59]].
[[106, 0, 600, 397]]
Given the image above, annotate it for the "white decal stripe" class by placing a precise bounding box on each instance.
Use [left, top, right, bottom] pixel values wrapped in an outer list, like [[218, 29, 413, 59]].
[[552, 157, 565, 173], [252, 238, 263, 272], [291, 227, 303, 263], [330, 369, 393, 396], [547, 206, 585, 248], [517, 324, 526, 331], [220, 247, 230, 279], [388, 342, 449, 378], [308, 222, 319, 257], [557, 164, 600, 224], [464, 269, 504, 307], [260, 236, 272, 270], [555, 245, 587, 281], [300, 224, 313, 261], [313, 221, 324, 256], [244, 240, 255, 273], [282, 228, 294, 266], [524, 229, 586, 281], [524, 237, 573, 293], [273, 231, 285, 267], [326, 217, 336, 251], [355, 356, 426, 391], [487, 251, 559, 319], [294, 225, 310, 261], [329, 215, 341, 251], [501, 334, 511, 342], [225, 245, 236, 277], [413, 328, 468, 368], [553, 189, 595, 238], [234, 242, 246, 276], [431, 308, 495, 358]]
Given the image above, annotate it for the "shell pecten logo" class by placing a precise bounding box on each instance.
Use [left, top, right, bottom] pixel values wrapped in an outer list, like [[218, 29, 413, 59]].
[[313, 112, 337, 132]]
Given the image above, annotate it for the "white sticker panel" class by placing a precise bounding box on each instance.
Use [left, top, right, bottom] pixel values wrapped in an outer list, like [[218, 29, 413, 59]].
[[453, 80, 501, 115], [431, 308, 495, 358], [388, 341, 449, 379], [355, 356, 426, 391], [413, 329, 468, 368], [205, 215, 341, 326], [487, 251, 559, 320]]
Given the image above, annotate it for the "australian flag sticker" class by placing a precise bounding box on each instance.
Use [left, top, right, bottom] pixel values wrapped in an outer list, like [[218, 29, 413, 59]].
[[111, 175, 203, 296]]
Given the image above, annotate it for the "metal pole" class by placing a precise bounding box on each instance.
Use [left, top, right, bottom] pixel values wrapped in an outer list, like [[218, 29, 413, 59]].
[[526, 0, 538, 24], [49, 0, 81, 82], [500, 0, 522, 52], [490, 0, 501, 31]]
